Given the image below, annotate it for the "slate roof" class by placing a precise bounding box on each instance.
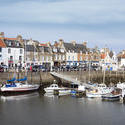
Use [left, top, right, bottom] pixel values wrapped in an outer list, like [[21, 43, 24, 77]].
[[26, 45, 37, 52], [3, 39, 23, 48], [44, 46, 50, 52], [38, 45, 50, 53], [63, 42, 87, 53], [109, 51, 114, 58]]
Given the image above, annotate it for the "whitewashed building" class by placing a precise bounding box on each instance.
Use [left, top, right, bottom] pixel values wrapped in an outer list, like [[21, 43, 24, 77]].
[[0, 36, 24, 68], [100, 49, 118, 71]]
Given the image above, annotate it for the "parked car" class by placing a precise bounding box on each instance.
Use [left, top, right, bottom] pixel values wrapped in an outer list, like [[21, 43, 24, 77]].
[[1, 65, 8, 71], [65, 65, 71, 71], [32, 65, 40, 72], [71, 65, 79, 71], [0, 66, 4, 72]]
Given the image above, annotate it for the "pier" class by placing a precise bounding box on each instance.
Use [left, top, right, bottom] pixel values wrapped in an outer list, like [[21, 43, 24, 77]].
[[50, 72, 94, 88]]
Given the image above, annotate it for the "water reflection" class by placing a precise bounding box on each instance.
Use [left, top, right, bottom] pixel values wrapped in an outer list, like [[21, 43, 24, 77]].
[[0, 92, 39, 102], [1, 92, 125, 125]]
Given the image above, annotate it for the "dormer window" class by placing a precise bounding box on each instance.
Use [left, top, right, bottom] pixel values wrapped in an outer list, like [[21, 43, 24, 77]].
[[9, 42, 11, 46], [17, 42, 19, 46], [60, 48, 64, 53], [53, 48, 57, 52]]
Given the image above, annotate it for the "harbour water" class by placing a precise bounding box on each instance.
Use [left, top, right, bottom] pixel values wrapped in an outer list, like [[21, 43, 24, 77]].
[[0, 92, 125, 125]]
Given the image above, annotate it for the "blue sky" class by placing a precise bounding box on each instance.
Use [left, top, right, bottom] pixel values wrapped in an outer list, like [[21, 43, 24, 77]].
[[0, 0, 125, 52]]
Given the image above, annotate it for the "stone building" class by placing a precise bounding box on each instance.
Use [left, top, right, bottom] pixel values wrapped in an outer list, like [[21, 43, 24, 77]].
[[63, 40, 88, 66], [52, 39, 66, 67], [38, 42, 53, 69]]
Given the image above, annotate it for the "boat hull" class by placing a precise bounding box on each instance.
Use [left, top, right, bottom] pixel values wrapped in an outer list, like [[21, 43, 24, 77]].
[[86, 93, 102, 98], [102, 94, 121, 101], [0, 85, 40, 94]]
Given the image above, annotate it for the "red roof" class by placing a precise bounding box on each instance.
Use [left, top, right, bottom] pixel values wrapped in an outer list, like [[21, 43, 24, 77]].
[[39, 44, 47, 47], [121, 54, 125, 58], [101, 53, 106, 59], [0, 39, 6, 47], [0, 37, 17, 40]]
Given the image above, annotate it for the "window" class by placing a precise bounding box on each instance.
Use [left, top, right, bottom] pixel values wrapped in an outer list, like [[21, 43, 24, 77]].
[[0, 55, 2, 60], [42, 56, 44, 61], [55, 54, 58, 60], [68, 56, 70, 60], [63, 55, 65, 60], [8, 48, 11, 53], [17, 42, 19, 46], [19, 56, 22, 61], [80, 56, 82, 61], [0, 47, 2, 52], [20, 49, 23, 54], [9, 42, 11, 46], [10, 56, 13, 61]]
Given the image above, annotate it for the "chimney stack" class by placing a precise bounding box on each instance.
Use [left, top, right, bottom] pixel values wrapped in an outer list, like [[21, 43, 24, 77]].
[[59, 39, 64, 46], [0, 32, 4, 38], [71, 40, 76, 46], [83, 41, 87, 47]]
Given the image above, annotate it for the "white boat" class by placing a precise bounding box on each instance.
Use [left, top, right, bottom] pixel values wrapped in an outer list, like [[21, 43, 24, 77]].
[[102, 93, 121, 101], [58, 89, 71, 95], [117, 82, 125, 89], [78, 85, 85, 92], [44, 84, 71, 95], [0, 82, 40, 93], [86, 84, 114, 98], [116, 82, 125, 98]]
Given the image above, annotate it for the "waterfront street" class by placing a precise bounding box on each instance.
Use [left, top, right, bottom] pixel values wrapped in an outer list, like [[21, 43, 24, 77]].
[[0, 92, 125, 125]]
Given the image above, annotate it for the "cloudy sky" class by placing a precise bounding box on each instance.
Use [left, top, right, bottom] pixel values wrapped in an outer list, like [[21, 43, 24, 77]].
[[0, 0, 125, 52]]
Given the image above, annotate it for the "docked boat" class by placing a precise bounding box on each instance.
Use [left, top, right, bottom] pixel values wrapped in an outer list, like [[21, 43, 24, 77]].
[[86, 84, 114, 98], [78, 85, 85, 92], [102, 93, 121, 101], [44, 84, 71, 95], [0, 77, 40, 93], [117, 82, 125, 89]]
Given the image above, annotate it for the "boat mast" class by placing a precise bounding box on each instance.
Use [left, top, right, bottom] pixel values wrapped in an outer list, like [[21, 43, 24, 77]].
[[103, 47, 106, 84], [24, 39, 28, 84]]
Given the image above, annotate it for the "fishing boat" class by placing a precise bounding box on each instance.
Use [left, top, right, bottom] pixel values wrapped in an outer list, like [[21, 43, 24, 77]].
[[0, 77, 40, 93], [86, 84, 114, 98], [44, 84, 71, 95], [102, 93, 121, 101]]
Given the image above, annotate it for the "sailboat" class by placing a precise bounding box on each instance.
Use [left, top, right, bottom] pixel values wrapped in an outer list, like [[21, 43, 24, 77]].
[[86, 53, 114, 98], [0, 76, 40, 93], [0, 40, 40, 93]]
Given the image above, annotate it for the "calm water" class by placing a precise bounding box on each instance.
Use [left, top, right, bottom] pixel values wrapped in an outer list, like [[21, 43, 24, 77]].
[[0, 92, 125, 125]]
